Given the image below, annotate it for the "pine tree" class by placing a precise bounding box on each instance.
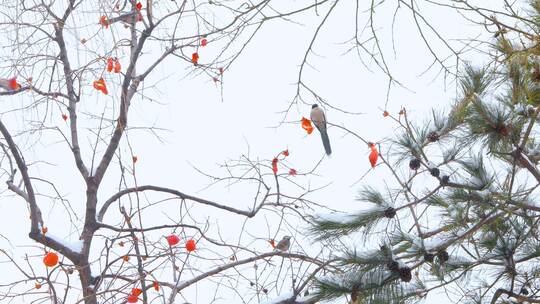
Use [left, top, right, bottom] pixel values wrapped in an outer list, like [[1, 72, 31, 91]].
[[309, 2, 540, 303]]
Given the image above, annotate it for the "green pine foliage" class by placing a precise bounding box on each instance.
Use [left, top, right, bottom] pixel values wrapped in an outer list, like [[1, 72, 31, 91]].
[[309, 187, 395, 240], [308, 2, 540, 303]]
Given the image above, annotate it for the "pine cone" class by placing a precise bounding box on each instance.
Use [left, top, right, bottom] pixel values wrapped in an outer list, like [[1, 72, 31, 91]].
[[398, 266, 412, 282], [496, 124, 509, 136], [430, 168, 440, 177], [532, 65, 540, 82], [427, 131, 439, 142], [350, 283, 359, 302], [529, 105, 536, 115], [387, 260, 399, 272], [384, 207, 396, 218], [506, 265, 517, 276], [533, 72, 540, 83], [409, 158, 421, 170], [441, 175, 449, 185], [423, 252, 434, 262], [437, 250, 449, 263]]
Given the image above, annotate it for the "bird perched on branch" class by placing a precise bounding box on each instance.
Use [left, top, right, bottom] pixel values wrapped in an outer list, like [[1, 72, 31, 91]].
[[310, 104, 332, 155], [274, 236, 291, 252], [107, 12, 140, 24]]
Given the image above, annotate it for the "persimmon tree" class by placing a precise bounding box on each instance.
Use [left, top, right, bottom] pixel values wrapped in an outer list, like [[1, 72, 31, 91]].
[[0, 1, 341, 303]]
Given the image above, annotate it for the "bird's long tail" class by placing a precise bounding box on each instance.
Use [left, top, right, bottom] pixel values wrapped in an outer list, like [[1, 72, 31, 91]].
[[320, 129, 332, 155]]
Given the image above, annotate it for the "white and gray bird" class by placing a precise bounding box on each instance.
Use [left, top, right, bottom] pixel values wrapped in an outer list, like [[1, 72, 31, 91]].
[[310, 104, 331, 155], [107, 12, 140, 25], [274, 236, 291, 252]]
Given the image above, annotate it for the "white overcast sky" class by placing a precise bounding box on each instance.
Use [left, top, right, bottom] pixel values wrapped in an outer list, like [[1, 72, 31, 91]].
[[0, 0, 509, 303]]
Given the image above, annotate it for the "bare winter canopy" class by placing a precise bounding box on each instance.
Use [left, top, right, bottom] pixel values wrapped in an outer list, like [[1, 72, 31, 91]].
[[0, 0, 537, 304], [0, 1, 337, 303]]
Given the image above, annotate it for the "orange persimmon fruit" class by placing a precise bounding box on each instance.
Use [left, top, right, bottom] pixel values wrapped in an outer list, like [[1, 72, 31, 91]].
[[8, 77, 20, 90], [99, 16, 109, 28], [126, 294, 138, 303], [114, 59, 121, 73], [93, 78, 108, 95], [271, 158, 278, 174], [191, 52, 199, 65], [185, 239, 196, 252], [43, 252, 59, 267], [166, 235, 180, 246], [107, 58, 114, 72], [369, 146, 378, 168], [301, 117, 314, 135]]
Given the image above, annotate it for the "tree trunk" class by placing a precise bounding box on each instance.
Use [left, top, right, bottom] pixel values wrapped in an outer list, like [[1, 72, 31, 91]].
[[79, 185, 99, 304], [79, 263, 98, 304]]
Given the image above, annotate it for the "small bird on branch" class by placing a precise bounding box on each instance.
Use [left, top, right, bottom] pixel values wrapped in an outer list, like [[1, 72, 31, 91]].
[[310, 104, 332, 155], [274, 236, 291, 251], [107, 12, 140, 25]]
